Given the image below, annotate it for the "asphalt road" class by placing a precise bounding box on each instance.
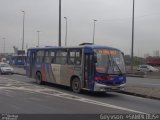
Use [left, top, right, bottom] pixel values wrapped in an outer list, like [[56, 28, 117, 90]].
[[0, 74, 160, 114]]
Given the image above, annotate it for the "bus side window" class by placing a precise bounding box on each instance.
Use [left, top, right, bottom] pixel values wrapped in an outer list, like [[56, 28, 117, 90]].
[[45, 50, 55, 63], [68, 58, 74, 64], [68, 50, 81, 65], [36, 51, 44, 63], [75, 58, 81, 65], [75, 51, 81, 65], [51, 57, 55, 63], [45, 51, 50, 63], [50, 51, 55, 63], [55, 50, 67, 65], [68, 51, 75, 65]]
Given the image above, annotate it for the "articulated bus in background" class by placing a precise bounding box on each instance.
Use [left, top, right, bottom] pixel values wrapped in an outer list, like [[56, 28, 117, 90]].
[[26, 44, 126, 93]]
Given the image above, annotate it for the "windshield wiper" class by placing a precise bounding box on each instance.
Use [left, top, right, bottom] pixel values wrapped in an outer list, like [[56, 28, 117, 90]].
[[110, 55, 123, 75], [105, 55, 111, 75]]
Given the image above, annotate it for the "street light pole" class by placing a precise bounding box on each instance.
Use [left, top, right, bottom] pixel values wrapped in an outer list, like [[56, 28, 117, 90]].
[[64, 17, 67, 46], [3, 37, 5, 55], [59, 0, 61, 47], [131, 0, 135, 72], [22, 11, 25, 51], [93, 19, 97, 44], [37, 31, 40, 47]]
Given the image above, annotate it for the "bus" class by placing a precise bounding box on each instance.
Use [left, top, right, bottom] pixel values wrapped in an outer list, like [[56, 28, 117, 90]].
[[26, 44, 126, 93], [9, 55, 26, 66]]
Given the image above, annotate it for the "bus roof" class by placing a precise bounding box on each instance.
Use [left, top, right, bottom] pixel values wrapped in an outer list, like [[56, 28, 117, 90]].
[[27, 45, 121, 52]]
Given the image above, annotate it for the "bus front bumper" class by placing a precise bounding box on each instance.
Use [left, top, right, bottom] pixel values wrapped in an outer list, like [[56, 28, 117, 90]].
[[94, 82, 126, 92]]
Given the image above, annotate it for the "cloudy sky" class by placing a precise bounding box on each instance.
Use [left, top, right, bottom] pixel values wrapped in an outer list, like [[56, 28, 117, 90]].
[[0, 0, 160, 57]]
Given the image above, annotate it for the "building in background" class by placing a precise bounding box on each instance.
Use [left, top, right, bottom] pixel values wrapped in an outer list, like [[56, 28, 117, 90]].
[[144, 53, 150, 58], [153, 50, 159, 57]]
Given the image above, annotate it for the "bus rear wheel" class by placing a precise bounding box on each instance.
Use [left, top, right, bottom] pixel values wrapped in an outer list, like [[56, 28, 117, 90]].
[[71, 78, 81, 93], [36, 72, 43, 85]]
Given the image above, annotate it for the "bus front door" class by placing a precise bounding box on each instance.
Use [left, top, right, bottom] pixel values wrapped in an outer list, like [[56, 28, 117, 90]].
[[84, 54, 94, 89]]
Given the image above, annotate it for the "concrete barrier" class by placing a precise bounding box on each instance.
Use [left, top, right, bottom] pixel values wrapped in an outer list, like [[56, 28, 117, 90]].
[[127, 71, 148, 78]]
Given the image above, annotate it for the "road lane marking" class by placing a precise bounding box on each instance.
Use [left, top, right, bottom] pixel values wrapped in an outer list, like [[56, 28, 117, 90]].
[[0, 76, 146, 114]]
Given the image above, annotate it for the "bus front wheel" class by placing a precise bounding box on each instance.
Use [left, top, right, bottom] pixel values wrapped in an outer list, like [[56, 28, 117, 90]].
[[36, 72, 43, 85], [71, 78, 81, 93]]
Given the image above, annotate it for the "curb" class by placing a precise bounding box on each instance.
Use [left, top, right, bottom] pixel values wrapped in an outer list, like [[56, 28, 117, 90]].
[[117, 91, 160, 100], [126, 74, 147, 78], [126, 75, 147, 78]]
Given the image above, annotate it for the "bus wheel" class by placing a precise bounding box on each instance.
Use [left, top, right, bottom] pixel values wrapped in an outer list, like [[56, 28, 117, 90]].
[[36, 72, 43, 85], [71, 78, 81, 93]]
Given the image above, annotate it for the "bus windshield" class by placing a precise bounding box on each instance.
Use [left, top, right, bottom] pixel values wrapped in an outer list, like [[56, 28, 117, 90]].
[[95, 49, 126, 74]]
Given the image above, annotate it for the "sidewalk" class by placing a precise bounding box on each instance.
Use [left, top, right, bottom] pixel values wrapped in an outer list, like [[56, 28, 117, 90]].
[[13, 66, 160, 100], [119, 85, 160, 100]]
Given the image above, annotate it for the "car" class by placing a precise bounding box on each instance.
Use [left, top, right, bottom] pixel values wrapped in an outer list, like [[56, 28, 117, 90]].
[[137, 64, 159, 72], [0, 62, 14, 74]]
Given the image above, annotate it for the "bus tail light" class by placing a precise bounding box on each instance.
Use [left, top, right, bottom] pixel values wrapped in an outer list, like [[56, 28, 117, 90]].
[[95, 76, 113, 81]]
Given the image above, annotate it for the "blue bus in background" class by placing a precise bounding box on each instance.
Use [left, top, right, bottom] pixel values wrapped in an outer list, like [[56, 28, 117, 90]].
[[26, 44, 126, 93], [9, 55, 26, 66]]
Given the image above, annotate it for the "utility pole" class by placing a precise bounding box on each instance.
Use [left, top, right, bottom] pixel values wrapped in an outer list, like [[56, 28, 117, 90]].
[[64, 17, 67, 46], [131, 0, 135, 72], [3, 37, 5, 54], [37, 31, 40, 47], [22, 11, 25, 51], [59, 0, 61, 46], [93, 19, 97, 44]]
